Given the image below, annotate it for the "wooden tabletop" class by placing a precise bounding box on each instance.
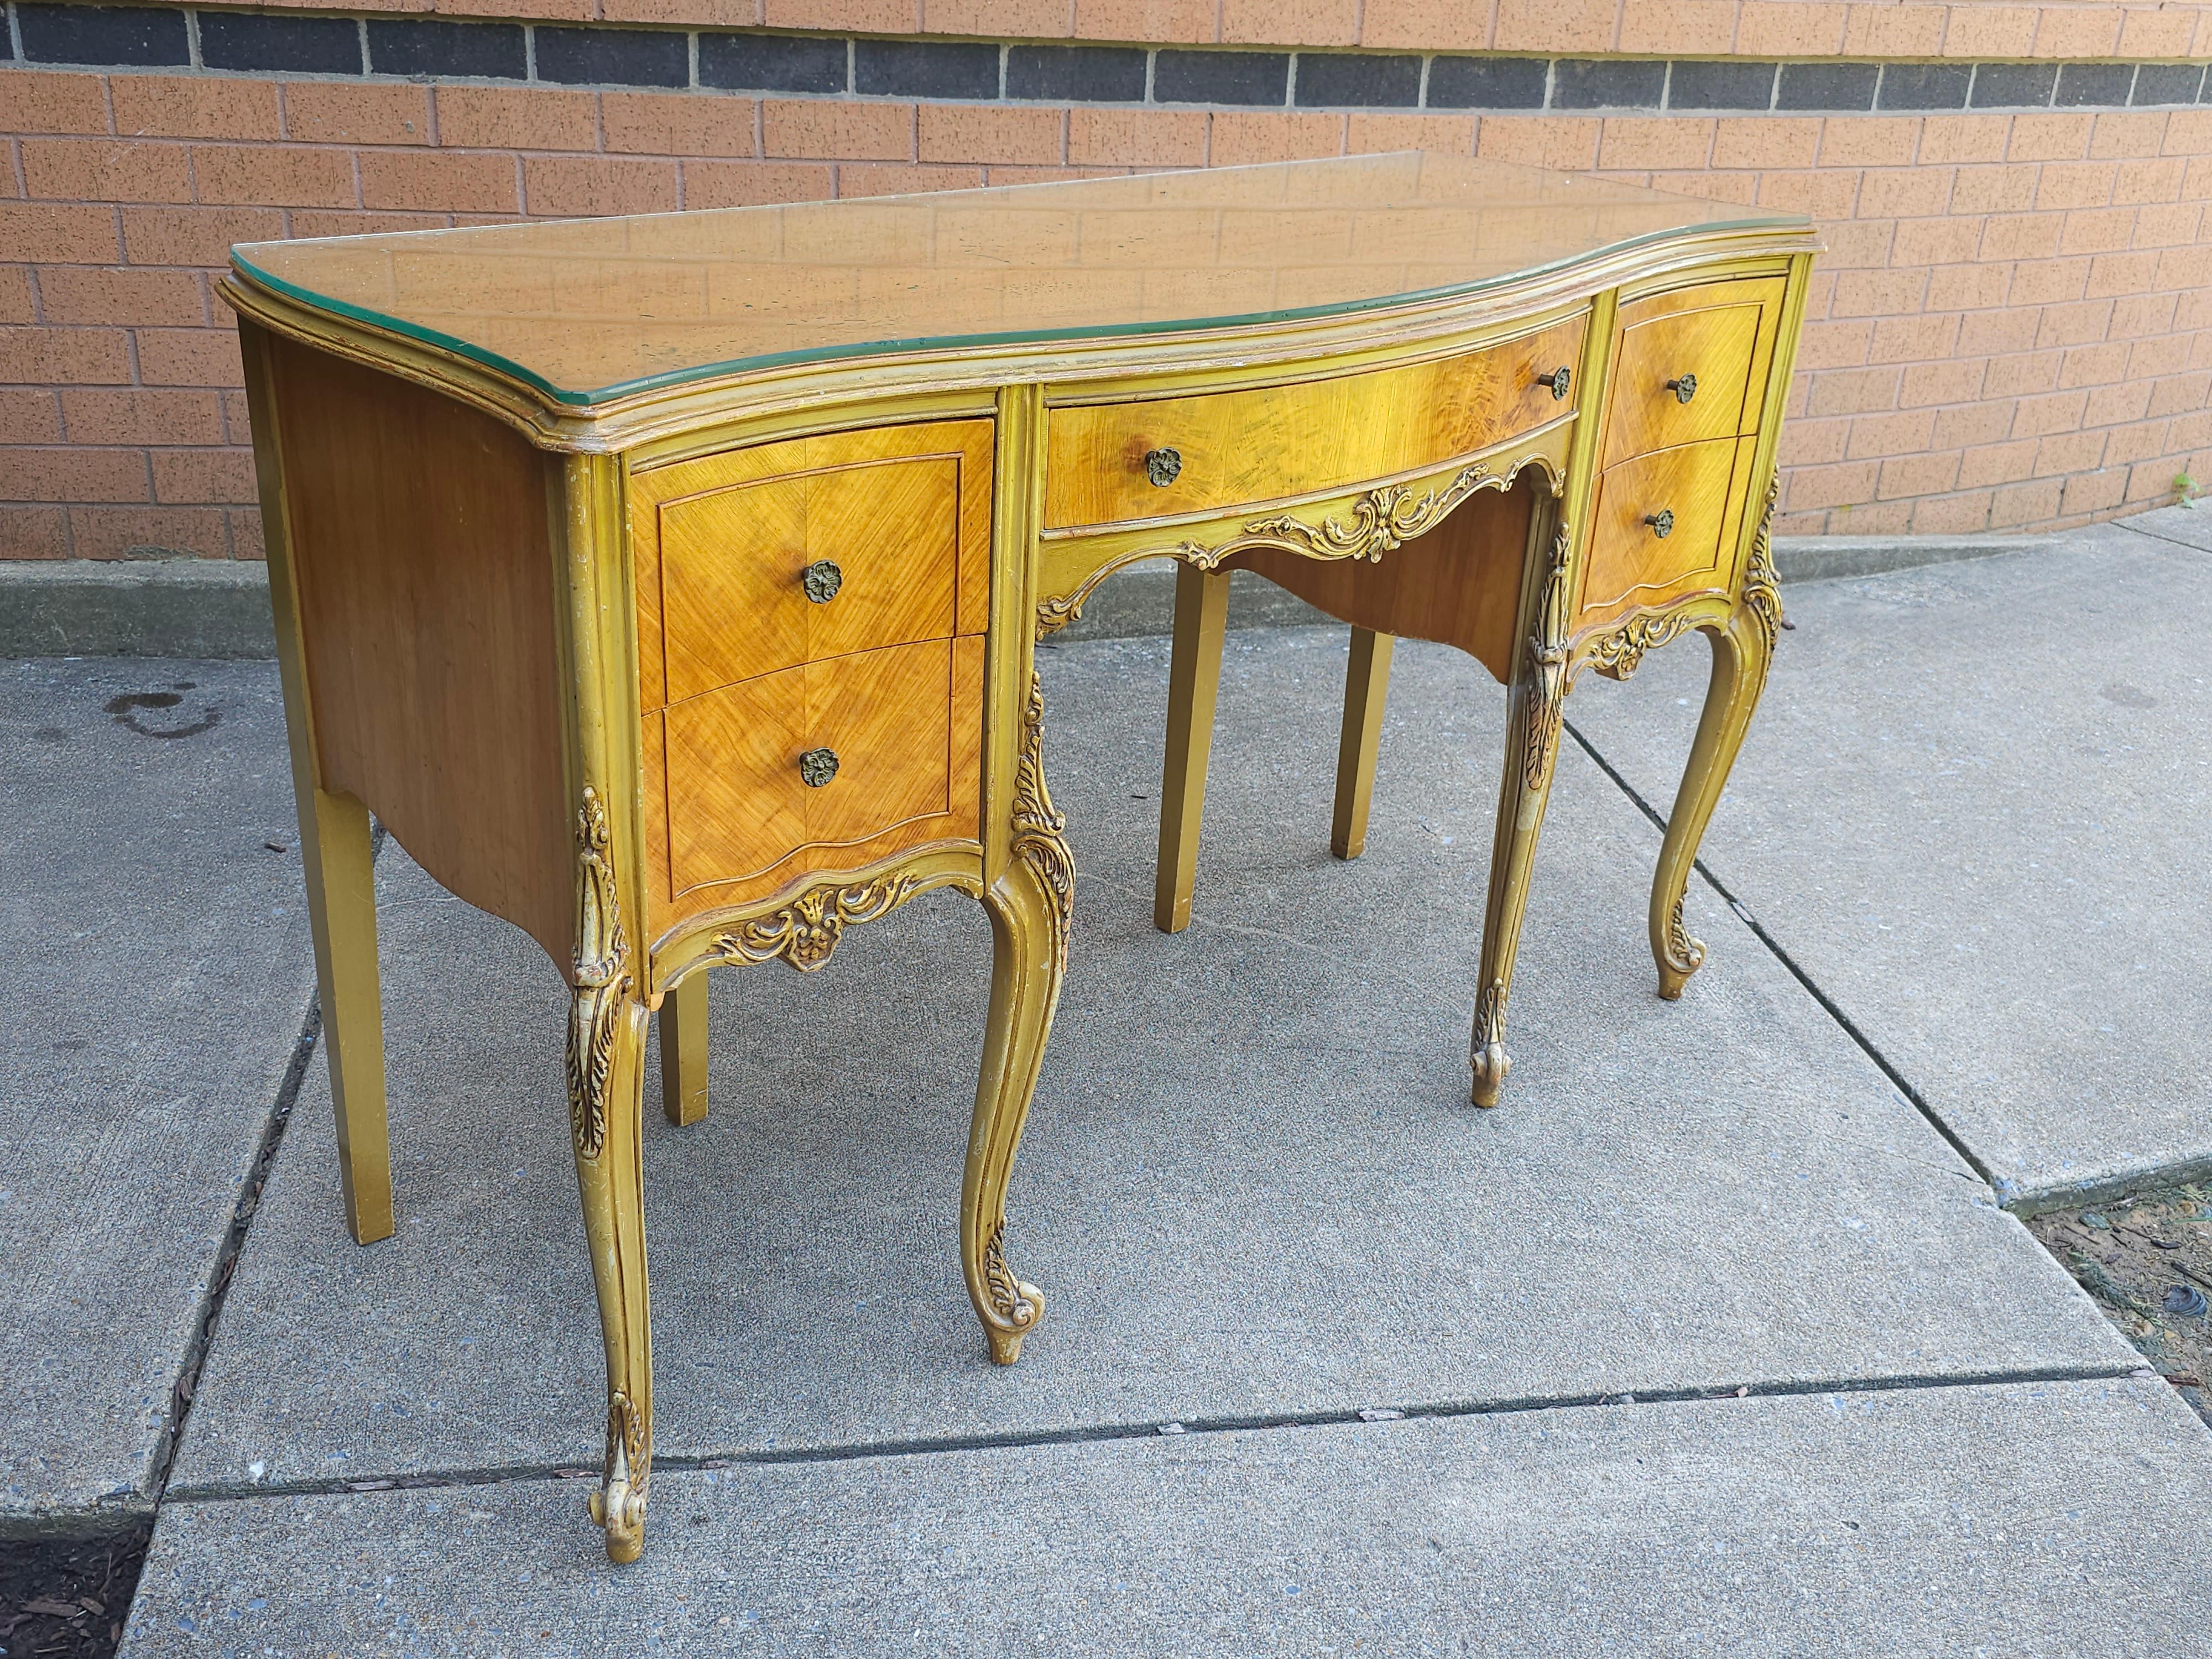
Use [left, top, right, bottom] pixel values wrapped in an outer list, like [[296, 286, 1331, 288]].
[[231, 154, 1808, 406]]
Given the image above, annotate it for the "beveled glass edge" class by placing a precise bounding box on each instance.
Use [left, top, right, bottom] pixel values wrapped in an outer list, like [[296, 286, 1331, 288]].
[[229, 210, 1810, 410]]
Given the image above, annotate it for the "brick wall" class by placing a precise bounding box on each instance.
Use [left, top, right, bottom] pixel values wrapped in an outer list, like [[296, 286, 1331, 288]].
[[4, 0, 2210, 563]]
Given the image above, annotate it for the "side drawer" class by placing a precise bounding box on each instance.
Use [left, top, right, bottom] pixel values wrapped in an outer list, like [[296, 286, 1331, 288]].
[[1043, 313, 1585, 531], [659, 636, 984, 901], [1579, 436, 1757, 627], [1601, 277, 1785, 468], [632, 420, 992, 710]]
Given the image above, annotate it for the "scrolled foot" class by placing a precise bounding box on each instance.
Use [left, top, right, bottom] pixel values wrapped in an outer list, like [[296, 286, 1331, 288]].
[[979, 1224, 1045, 1366], [587, 1391, 650, 1564], [1470, 1042, 1511, 1108], [1655, 896, 1706, 1002]]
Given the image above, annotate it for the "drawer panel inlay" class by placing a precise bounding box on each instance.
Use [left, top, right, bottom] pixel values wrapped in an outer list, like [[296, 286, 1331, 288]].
[[1602, 277, 1785, 468], [1043, 314, 1585, 531], [1580, 435, 1757, 624]]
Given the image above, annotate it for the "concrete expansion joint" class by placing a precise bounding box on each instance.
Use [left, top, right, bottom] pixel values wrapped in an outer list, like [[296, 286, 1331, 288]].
[[158, 1360, 2151, 1513]]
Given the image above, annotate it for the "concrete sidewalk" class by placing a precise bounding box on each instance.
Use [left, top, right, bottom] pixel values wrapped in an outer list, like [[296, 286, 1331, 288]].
[[2, 517, 2207, 1648]]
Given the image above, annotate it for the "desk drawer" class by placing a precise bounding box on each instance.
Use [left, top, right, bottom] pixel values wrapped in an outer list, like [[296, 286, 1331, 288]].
[[1601, 278, 1785, 468], [1043, 314, 1585, 531], [1579, 436, 1757, 625], [661, 636, 984, 898], [636, 420, 992, 709]]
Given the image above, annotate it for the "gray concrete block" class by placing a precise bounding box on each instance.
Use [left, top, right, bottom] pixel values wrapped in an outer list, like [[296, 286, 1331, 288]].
[[1567, 523, 2212, 1207], [170, 629, 2131, 1498], [0, 659, 311, 1531], [126, 1377, 2212, 1654], [0, 561, 276, 661], [2118, 503, 2212, 554]]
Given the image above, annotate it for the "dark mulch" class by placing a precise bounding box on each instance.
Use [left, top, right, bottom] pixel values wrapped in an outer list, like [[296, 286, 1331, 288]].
[[2028, 1181, 2212, 1428], [0, 1528, 150, 1659]]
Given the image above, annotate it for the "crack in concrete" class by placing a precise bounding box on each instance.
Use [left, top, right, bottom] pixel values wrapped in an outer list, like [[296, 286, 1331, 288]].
[[161, 1360, 2146, 1509]]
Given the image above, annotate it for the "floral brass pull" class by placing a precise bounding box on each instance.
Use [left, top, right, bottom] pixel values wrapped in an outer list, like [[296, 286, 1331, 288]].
[[1538, 366, 1572, 400], [1644, 508, 1675, 538], [797, 747, 839, 787], [1144, 447, 1182, 487], [1666, 373, 1697, 404], [801, 560, 842, 603]]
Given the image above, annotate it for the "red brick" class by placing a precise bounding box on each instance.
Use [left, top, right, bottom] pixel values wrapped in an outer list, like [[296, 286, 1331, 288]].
[[7, 446, 149, 502], [1858, 166, 1952, 218], [2008, 113, 2094, 163], [1845, 2, 1948, 56], [1983, 349, 2063, 397], [1072, 0, 1213, 44], [1891, 216, 1980, 267], [0, 270, 30, 325], [1819, 220, 1897, 270], [602, 92, 758, 158], [436, 87, 600, 152], [1869, 311, 1959, 362], [2104, 418, 2172, 468], [1618, 0, 1733, 53], [2148, 372, 2212, 419], [2118, 6, 2197, 56], [192, 144, 358, 208], [1209, 112, 1345, 166], [1908, 490, 1993, 533], [227, 506, 264, 560], [2034, 161, 2115, 212], [766, 0, 915, 26], [2034, 6, 2124, 57], [1940, 4, 2037, 58], [1070, 109, 1207, 168], [2109, 290, 2180, 338], [23, 139, 192, 203], [67, 505, 226, 560], [359, 151, 518, 214], [1346, 113, 1477, 158], [1925, 260, 2010, 311], [1828, 268, 1930, 317], [0, 326, 133, 383], [1987, 477, 2063, 526], [2033, 296, 2114, 348], [1978, 211, 2062, 262], [2110, 156, 2187, 207], [0, 390, 63, 444], [1739, 0, 1849, 54], [36, 267, 205, 326], [2164, 110, 2212, 156], [928, 0, 1077, 36], [1358, 0, 1489, 49], [120, 205, 285, 267], [288, 210, 448, 238], [1493, 0, 1613, 51], [836, 163, 983, 197], [0, 202, 123, 263], [680, 161, 835, 208], [1916, 114, 2009, 166], [1875, 450, 1960, 500], [1956, 437, 2037, 488], [1222, 0, 1357, 44], [2083, 249, 2161, 298], [1949, 163, 2039, 215], [152, 447, 258, 504], [0, 71, 112, 135], [2131, 200, 2203, 248], [1476, 116, 1600, 171], [2007, 257, 2089, 305], [920, 105, 1065, 166], [1712, 118, 1820, 171], [2081, 379, 2153, 428], [284, 82, 433, 147], [1843, 408, 1937, 458], [0, 506, 71, 559], [1796, 319, 1872, 369], [1804, 365, 1900, 417], [60, 388, 223, 446], [765, 100, 913, 161], [1925, 393, 2009, 445], [523, 156, 679, 217], [2059, 466, 2127, 515], [2011, 388, 2091, 437], [2057, 339, 2130, 388], [1595, 119, 1714, 173], [135, 327, 246, 387], [1755, 169, 1860, 218], [1779, 414, 1850, 465], [219, 390, 251, 445], [1819, 118, 1919, 169], [1786, 460, 1880, 509], [113, 76, 280, 142]]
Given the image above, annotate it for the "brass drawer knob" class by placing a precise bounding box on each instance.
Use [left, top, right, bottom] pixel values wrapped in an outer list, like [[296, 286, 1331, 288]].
[[1538, 365, 1572, 400], [801, 560, 843, 603], [797, 747, 839, 787], [1644, 508, 1676, 539], [1144, 447, 1182, 487], [1666, 373, 1697, 404]]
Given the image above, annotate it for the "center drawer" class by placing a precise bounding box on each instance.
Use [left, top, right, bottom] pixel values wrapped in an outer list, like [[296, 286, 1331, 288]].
[[1042, 314, 1585, 531]]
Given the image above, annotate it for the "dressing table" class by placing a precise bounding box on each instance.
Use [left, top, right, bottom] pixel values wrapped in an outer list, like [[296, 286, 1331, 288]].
[[225, 154, 1814, 1561]]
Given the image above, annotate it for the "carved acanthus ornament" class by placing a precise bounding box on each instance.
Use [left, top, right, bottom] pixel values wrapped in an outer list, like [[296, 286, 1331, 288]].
[[1740, 469, 1784, 654], [981, 1220, 1040, 1332], [587, 1387, 649, 1558], [567, 785, 630, 1163], [1579, 607, 1704, 683], [1662, 895, 1707, 983], [1034, 454, 1560, 639], [712, 873, 924, 973], [1011, 670, 1074, 971], [1521, 522, 1574, 792], [1470, 977, 1510, 1101]]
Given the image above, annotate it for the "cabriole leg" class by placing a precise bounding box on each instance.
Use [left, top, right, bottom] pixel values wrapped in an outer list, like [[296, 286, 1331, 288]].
[[964, 674, 1072, 1365], [1470, 512, 1573, 1109], [298, 785, 392, 1245], [657, 970, 708, 1126], [1154, 562, 1229, 933], [571, 980, 653, 1563], [1331, 627, 1395, 860], [1649, 606, 1775, 999]]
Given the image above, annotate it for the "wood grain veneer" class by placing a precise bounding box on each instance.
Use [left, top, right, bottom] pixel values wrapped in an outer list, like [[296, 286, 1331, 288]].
[[1602, 276, 1785, 467]]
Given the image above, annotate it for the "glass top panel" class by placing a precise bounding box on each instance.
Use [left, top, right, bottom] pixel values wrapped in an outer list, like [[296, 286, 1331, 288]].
[[233, 153, 1805, 406]]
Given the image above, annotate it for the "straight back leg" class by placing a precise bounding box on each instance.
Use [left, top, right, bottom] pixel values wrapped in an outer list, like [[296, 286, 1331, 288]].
[[1331, 627, 1395, 859], [1154, 562, 1230, 933]]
